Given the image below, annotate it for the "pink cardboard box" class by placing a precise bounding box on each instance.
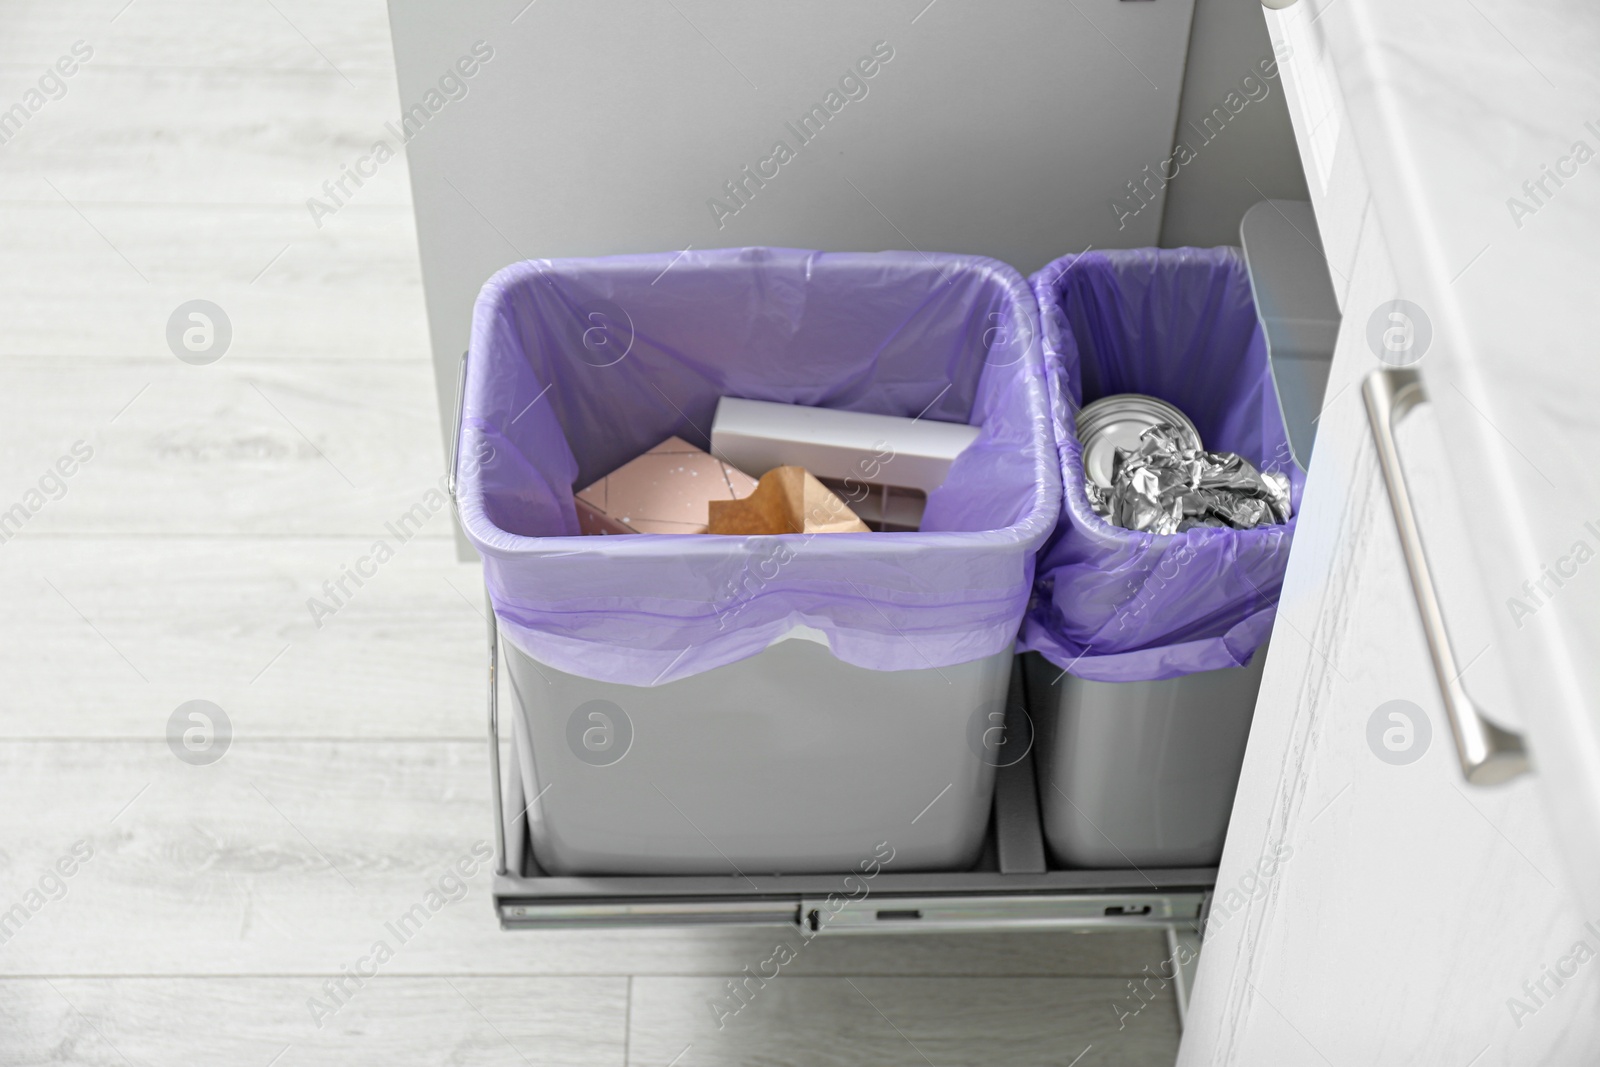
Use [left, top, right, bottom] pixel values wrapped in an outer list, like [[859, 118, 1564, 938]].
[[574, 436, 759, 535]]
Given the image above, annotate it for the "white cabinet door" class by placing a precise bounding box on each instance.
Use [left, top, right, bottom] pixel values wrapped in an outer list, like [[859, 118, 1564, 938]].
[[1180, 197, 1600, 1067], [1181, 1, 1600, 1062]]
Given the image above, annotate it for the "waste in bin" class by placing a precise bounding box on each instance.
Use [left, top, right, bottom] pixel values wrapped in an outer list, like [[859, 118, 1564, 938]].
[[455, 247, 1060, 876], [1020, 247, 1303, 868]]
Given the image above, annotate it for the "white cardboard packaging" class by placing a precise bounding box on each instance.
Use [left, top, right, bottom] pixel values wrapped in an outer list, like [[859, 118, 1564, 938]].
[[710, 397, 980, 498]]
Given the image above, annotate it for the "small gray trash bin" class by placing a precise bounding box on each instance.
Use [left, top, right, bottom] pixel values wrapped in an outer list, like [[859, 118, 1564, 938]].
[[1023, 646, 1265, 868], [1020, 247, 1299, 871]]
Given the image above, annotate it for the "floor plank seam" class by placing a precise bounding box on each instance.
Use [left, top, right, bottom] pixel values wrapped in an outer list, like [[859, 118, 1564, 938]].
[[0, 970, 1177, 980], [0, 737, 489, 744], [622, 975, 634, 1066]]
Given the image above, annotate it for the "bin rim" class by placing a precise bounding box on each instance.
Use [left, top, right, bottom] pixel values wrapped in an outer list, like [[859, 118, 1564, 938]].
[[454, 246, 1062, 564], [1032, 245, 1300, 551]]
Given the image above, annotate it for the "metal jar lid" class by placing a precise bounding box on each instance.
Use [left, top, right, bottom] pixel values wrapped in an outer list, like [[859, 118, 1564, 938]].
[[1076, 393, 1202, 489]]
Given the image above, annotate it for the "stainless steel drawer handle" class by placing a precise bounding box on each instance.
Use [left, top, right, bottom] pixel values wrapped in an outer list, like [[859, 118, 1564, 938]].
[[1362, 368, 1531, 785]]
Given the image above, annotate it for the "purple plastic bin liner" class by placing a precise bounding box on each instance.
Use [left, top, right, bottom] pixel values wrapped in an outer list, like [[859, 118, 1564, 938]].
[[455, 248, 1060, 686], [1019, 247, 1305, 683]]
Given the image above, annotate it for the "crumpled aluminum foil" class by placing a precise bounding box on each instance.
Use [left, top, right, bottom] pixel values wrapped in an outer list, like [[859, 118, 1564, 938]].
[[1086, 424, 1293, 534]]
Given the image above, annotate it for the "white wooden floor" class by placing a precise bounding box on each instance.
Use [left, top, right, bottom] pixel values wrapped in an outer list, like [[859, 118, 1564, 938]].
[[0, 2, 1180, 1063]]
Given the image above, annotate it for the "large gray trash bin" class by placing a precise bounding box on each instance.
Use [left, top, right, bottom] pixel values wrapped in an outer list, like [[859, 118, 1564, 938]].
[[456, 249, 1059, 879], [1023, 647, 1265, 868], [506, 636, 1010, 876]]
